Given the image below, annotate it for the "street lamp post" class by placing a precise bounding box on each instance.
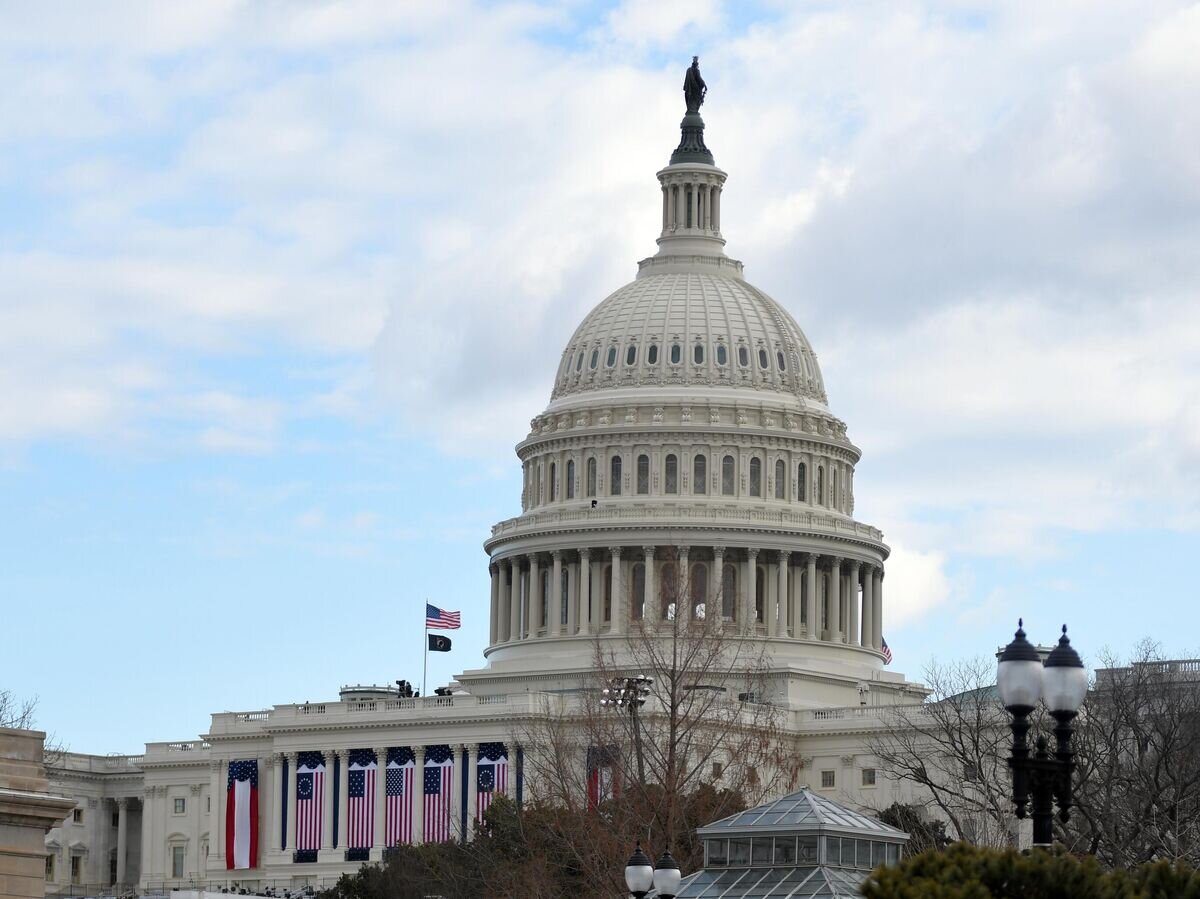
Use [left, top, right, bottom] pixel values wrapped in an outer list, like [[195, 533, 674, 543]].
[[602, 675, 653, 786], [996, 620, 1088, 848], [624, 844, 682, 899]]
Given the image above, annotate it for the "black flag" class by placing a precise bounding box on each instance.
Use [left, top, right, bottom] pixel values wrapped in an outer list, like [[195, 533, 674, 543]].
[[428, 634, 452, 652]]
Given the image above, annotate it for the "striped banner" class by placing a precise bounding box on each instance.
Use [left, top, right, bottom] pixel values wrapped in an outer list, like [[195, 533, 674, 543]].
[[385, 747, 415, 847], [295, 751, 325, 850]]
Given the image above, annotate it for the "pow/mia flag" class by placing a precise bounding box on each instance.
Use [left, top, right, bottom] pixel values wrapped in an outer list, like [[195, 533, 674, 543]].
[[428, 634, 452, 652]]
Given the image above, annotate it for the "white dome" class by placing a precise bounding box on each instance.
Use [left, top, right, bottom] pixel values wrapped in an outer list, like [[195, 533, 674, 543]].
[[551, 269, 829, 408]]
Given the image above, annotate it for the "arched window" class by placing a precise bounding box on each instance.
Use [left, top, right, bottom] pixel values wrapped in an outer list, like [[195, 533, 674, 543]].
[[587, 458, 597, 497], [721, 455, 735, 495], [670, 343, 682, 364], [693, 344, 704, 364], [561, 567, 570, 626], [589, 348, 599, 369], [749, 458, 762, 497], [817, 465, 825, 505], [603, 565, 613, 622], [611, 456, 623, 496], [693, 454, 707, 494], [775, 460, 786, 499], [648, 344, 659, 365], [575, 351, 584, 372], [797, 462, 807, 501], [661, 563, 678, 620], [631, 562, 646, 621], [690, 563, 707, 619], [637, 454, 650, 494], [758, 348, 769, 369], [566, 459, 576, 499], [738, 346, 749, 367], [755, 567, 766, 623], [722, 564, 737, 619], [665, 454, 678, 494], [606, 346, 617, 368], [626, 345, 637, 366], [549, 462, 557, 502], [777, 351, 787, 371], [716, 344, 728, 365]]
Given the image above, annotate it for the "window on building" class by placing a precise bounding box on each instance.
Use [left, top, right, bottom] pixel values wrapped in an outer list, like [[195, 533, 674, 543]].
[[636, 454, 650, 494], [693, 454, 706, 494], [862, 768, 877, 787], [71, 855, 81, 884], [549, 462, 557, 502], [174, 797, 186, 815], [670, 343, 681, 364], [566, 460, 575, 499], [589, 348, 599, 369], [817, 465, 825, 505], [575, 351, 584, 372], [172, 845, 185, 879], [746, 766, 760, 787], [611, 455, 622, 495], [721, 455, 735, 495], [798, 835, 819, 864], [758, 348, 769, 369], [821, 770, 835, 789], [777, 350, 787, 371], [716, 344, 728, 365], [112, 811, 120, 827], [631, 563, 646, 620], [797, 462, 807, 501], [664, 454, 678, 494], [587, 458, 597, 497], [738, 345, 749, 367], [690, 563, 707, 619], [749, 457, 762, 497], [537, 463, 544, 505], [693, 343, 704, 364], [72, 808, 83, 824], [660, 563, 678, 619], [45, 855, 54, 882], [625, 345, 637, 366], [605, 346, 617, 368], [647, 344, 658, 365], [774, 460, 786, 499], [722, 564, 737, 619], [831, 468, 838, 510], [712, 761, 724, 779], [205, 797, 210, 814]]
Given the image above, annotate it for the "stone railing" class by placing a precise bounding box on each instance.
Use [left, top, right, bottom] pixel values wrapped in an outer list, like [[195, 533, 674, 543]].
[[793, 703, 928, 729], [490, 503, 884, 542], [142, 740, 212, 764], [268, 693, 562, 727], [53, 752, 145, 774]]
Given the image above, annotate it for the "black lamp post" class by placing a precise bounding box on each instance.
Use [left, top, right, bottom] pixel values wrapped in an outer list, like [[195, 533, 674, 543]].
[[996, 620, 1088, 848], [602, 675, 654, 786]]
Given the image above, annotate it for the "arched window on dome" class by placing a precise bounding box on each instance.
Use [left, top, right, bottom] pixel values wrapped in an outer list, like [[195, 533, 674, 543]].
[[587, 458, 597, 497], [758, 348, 769, 370], [611, 455, 623, 496], [665, 454, 678, 494], [670, 343, 682, 365], [576, 351, 584, 372], [755, 566, 766, 623], [831, 468, 839, 511], [626, 345, 637, 366], [721, 455, 735, 496], [775, 459, 786, 499], [817, 465, 825, 506], [716, 344, 728, 366], [749, 458, 762, 497], [590, 348, 599, 370], [566, 459, 575, 499], [647, 344, 659, 365], [603, 565, 612, 623], [693, 454, 707, 494], [797, 462, 807, 502], [606, 346, 618, 368], [738, 346, 749, 367], [549, 462, 557, 502], [777, 350, 787, 371], [561, 566, 570, 627], [694, 343, 704, 364], [660, 562, 678, 620], [690, 563, 707, 620], [722, 563, 737, 619], [637, 454, 650, 495], [631, 562, 646, 621]]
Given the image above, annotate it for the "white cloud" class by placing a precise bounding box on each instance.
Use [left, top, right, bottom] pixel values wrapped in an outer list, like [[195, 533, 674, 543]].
[[879, 541, 952, 627]]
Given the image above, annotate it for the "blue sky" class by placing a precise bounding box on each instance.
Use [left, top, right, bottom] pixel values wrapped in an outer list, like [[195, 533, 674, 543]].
[[2, 0, 1198, 753]]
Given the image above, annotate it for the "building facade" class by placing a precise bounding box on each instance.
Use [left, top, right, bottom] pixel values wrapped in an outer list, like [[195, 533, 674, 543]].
[[44, 70, 933, 894]]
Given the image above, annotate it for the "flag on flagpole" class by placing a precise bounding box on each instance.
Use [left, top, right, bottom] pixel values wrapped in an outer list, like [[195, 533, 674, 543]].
[[428, 634, 452, 652], [295, 752, 325, 850], [476, 743, 508, 820], [346, 750, 376, 849], [423, 744, 454, 842], [426, 604, 461, 629], [882, 637, 893, 665], [385, 748, 415, 848], [225, 759, 258, 870]]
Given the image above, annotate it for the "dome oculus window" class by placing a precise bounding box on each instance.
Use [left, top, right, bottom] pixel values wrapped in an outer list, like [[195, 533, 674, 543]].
[[589, 349, 599, 370], [647, 344, 659, 365], [758, 348, 769, 370], [693, 344, 704, 364], [738, 346, 749, 367], [670, 343, 682, 364], [777, 351, 787, 371], [625, 345, 637, 366], [606, 346, 617, 368], [716, 345, 728, 365]]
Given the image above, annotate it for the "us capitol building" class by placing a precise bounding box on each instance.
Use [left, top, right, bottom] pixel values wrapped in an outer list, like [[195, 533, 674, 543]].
[[44, 65, 929, 895]]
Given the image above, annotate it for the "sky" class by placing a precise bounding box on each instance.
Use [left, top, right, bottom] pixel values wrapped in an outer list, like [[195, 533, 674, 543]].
[[1, 0, 1198, 754]]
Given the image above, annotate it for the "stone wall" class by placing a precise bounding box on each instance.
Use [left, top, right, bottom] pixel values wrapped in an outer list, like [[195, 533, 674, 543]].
[[0, 727, 76, 899]]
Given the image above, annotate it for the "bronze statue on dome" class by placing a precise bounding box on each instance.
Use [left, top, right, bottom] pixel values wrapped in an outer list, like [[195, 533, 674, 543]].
[[684, 56, 707, 113]]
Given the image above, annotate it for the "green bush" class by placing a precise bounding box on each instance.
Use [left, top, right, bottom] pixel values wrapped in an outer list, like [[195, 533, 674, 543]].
[[861, 843, 1200, 899]]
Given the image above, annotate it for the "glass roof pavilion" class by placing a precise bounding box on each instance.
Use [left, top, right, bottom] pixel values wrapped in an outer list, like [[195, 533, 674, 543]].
[[671, 789, 909, 898]]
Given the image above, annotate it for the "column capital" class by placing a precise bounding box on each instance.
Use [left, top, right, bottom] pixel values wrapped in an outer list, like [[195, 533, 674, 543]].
[[117, 797, 129, 809], [579, 547, 591, 561], [286, 750, 299, 763], [190, 784, 202, 795], [747, 547, 759, 559], [829, 555, 843, 567], [329, 748, 344, 762], [467, 743, 479, 758], [209, 760, 221, 773], [803, 552, 818, 565], [374, 746, 388, 761], [608, 546, 622, 557], [642, 545, 655, 558], [416, 745, 427, 762], [847, 558, 862, 572], [776, 550, 791, 563], [712, 545, 726, 555], [551, 549, 564, 562]]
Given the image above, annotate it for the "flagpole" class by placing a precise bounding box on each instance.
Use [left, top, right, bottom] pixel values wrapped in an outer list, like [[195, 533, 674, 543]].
[[422, 599, 429, 697]]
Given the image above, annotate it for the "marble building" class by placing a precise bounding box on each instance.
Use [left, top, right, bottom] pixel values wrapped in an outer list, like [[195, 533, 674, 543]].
[[43, 69, 932, 894]]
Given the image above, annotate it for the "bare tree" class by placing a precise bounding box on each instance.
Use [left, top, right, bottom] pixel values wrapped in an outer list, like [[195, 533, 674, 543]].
[[0, 689, 39, 730]]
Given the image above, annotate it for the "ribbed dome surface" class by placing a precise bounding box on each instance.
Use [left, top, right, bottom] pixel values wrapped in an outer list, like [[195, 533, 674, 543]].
[[551, 271, 828, 405]]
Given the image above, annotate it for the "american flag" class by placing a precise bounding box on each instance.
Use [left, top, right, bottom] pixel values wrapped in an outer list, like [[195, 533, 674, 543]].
[[385, 748, 415, 848], [346, 750, 376, 849], [295, 751, 325, 850], [882, 637, 893, 665], [423, 744, 454, 842], [225, 759, 258, 870], [426, 603, 461, 629], [586, 745, 619, 811], [476, 743, 508, 820]]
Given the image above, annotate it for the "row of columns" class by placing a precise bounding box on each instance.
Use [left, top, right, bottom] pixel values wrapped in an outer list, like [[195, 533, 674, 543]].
[[489, 548, 885, 651], [661, 179, 721, 233]]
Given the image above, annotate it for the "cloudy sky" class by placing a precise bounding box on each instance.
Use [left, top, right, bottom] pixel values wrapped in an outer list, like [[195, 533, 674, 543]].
[[2, 0, 1198, 753]]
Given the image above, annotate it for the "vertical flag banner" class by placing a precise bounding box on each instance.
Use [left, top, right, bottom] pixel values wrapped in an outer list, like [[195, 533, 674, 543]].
[[346, 750, 376, 849], [476, 743, 508, 821], [295, 751, 326, 850], [225, 759, 258, 870], [587, 745, 620, 811], [385, 748, 415, 848], [423, 744, 454, 842]]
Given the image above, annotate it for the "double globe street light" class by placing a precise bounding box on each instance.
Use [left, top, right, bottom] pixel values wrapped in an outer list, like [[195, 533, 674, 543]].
[[996, 620, 1088, 848], [625, 843, 682, 899]]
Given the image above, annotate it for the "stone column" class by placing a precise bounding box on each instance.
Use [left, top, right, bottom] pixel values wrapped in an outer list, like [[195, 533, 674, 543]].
[[489, 564, 500, 646], [777, 552, 791, 636], [191, 784, 203, 876], [676, 546, 689, 618], [713, 186, 721, 231], [642, 546, 656, 625], [321, 753, 334, 850], [745, 549, 759, 633], [116, 797, 129, 886], [412, 747, 426, 845], [286, 752, 298, 851], [264, 756, 279, 853], [676, 182, 685, 230], [337, 750, 350, 848], [566, 559, 579, 635], [373, 748, 388, 853], [450, 745, 464, 842], [505, 560, 519, 643], [609, 547, 623, 633], [207, 761, 221, 859], [691, 183, 699, 229], [861, 570, 874, 652], [828, 558, 842, 642], [466, 744, 480, 840], [873, 569, 884, 650], [213, 759, 226, 865], [551, 551, 564, 636], [578, 550, 591, 636], [847, 561, 861, 646], [804, 555, 818, 638], [765, 556, 778, 637], [528, 554, 541, 637], [713, 546, 725, 620]]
